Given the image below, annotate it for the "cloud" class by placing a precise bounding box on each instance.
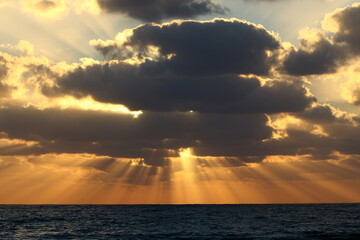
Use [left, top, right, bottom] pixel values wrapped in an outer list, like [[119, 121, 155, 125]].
[[343, 83, 360, 105], [190, 123, 360, 161], [328, 59, 360, 106], [0, 106, 273, 165], [16, 40, 35, 56], [33, 0, 58, 10], [96, 0, 226, 22], [46, 62, 314, 114], [0, 13, 359, 170], [328, 3, 360, 54], [292, 103, 355, 124], [21, 0, 67, 18], [91, 19, 280, 75], [0, 49, 56, 110], [0, 56, 15, 98], [283, 3, 360, 76], [1, 102, 360, 167], [0, 40, 35, 56], [190, 101, 360, 159], [283, 37, 348, 76], [43, 19, 316, 114]]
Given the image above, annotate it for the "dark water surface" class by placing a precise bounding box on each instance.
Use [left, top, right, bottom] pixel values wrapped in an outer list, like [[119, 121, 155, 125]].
[[0, 204, 359, 239]]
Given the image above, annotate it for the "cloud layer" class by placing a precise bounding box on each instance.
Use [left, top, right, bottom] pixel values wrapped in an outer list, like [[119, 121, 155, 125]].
[[1, 3, 360, 172], [96, 0, 226, 22], [0, 107, 273, 166]]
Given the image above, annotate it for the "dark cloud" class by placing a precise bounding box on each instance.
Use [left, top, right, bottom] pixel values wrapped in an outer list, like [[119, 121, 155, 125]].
[[333, 4, 360, 54], [44, 19, 314, 114], [2, 103, 360, 165], [45, 62, 314, 114], [0, 106, 272, 165], [283, 38, 348, 76], [283, 4, 360, 76], [272, 104, 360, 158], [292, 104, 353, 124], [37, 19, 315, 165], [3, 13, 360, 169], [94, 19, 281, 76], [193, 125, 360, 159], [193, 102, 360, 159], [96, 0, 226, 22]]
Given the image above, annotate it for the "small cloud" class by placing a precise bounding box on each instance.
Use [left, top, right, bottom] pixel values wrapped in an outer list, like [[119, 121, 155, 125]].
[[16, 40, 34, 56], [21, 0, 67, 19], [0, 40, 35, 56]]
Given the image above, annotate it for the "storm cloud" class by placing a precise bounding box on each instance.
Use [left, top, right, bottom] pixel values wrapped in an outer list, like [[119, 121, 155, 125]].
[[96, 0, 226, 22]]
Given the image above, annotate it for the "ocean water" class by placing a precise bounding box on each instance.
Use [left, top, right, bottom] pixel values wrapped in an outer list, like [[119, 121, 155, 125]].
[[0, 204, 359, 239]]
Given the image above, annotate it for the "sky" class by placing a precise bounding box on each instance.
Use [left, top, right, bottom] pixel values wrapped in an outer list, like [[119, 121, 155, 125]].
[[0, 0, 359, 204]]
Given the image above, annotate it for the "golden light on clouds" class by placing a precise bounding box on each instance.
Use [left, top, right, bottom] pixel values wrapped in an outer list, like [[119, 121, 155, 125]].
[[0, 0, 359, 204], [322, 2, 360, 33]]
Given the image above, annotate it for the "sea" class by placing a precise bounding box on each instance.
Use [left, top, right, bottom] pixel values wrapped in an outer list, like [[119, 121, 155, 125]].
[[0, 204, 359, 239]]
